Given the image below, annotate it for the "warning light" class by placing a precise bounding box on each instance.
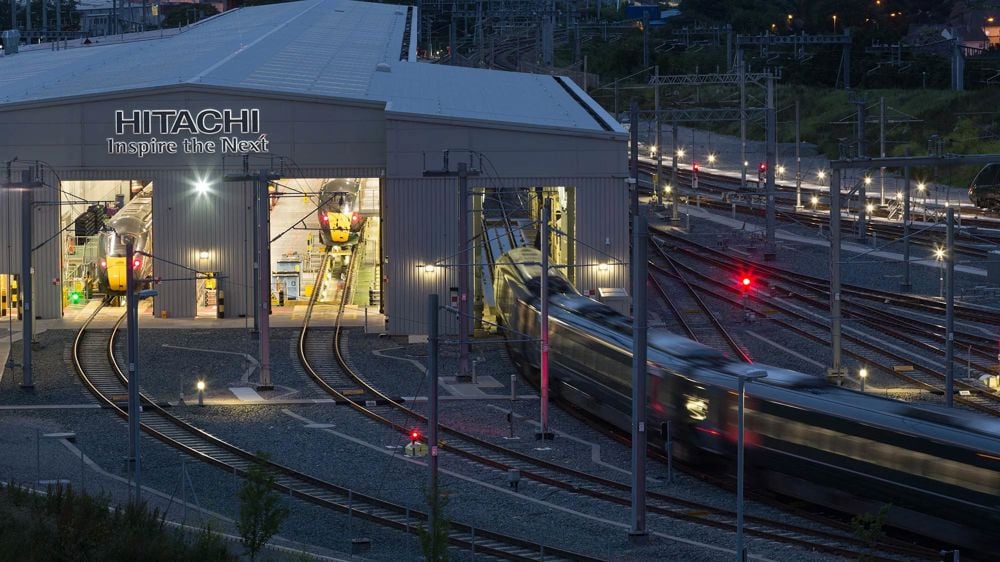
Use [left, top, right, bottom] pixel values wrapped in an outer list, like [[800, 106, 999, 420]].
[[132, 257, 142, 270], [410, 429, 420, 443], [320, 213, 329, 224], [692, 162, 700, 173], [758, 163, 767, 173], [351, 212, 362, 224], [68, 291, 82, 304], [100, 259, 107, 269], [742, 277, 751, 287]]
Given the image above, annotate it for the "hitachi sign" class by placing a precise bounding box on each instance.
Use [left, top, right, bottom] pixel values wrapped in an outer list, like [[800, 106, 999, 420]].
[[114, 109, 261, 135]]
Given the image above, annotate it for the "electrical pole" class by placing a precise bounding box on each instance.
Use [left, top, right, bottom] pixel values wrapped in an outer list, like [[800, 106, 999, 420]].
[[427, 293, 440, 550], [223, 168, 279, 389], [4, 167, 42, 389], [457, 162, 471, 380], [629, 100, 638, 220], [855, 98, 867, 240], [879, 96, 887, 205], [126, 240, 141, 501], [764, 73, 776, 260], [671, 115, 679, 225], [738, 55, 747, 190], [449, 3, 457, 65], [256, 170, 273, 390], [901, 149, 912, 292], [654, 66, 662, 206], [829, 169, 844, 385], [795, 99, 802, 210], [629, 208, 648, 539], [537, 198, 554, 440], [424, 157, 480, 379], [20, 170, 35, 389], [946, 207, 955, 407]]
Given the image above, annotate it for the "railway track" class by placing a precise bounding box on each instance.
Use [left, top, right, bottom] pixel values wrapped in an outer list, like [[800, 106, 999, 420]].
[[296, 234, 937, 560], [73, 302, 595, 561], [647, 254, 752, 363], [651, 229, 1000, 415], [639, 159, 1000, 258]]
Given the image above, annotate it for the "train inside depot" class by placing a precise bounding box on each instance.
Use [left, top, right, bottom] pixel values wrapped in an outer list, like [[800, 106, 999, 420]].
[[48, 176, 380, 317]]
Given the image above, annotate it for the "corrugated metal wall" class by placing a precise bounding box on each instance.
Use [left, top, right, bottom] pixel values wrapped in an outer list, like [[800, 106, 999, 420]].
[[0, 178, 62, 319], [383, 176, 629, 336]]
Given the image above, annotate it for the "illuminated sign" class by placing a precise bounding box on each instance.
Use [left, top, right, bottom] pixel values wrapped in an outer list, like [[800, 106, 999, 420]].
[[107, 109, 270, 158]]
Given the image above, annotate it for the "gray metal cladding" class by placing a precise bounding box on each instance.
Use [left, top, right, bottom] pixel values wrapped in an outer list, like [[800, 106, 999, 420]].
[[0, 181, 61, 319]]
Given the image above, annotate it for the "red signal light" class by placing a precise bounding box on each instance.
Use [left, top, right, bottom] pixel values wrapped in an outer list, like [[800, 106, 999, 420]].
[[100, 259, 107, 269], [320, 213, 329, 224], [351, 212, 362, 224], [758, 163, 767, 173], [410, 429, 420, 442], [132, 257, 142, 270], [692, 162, 700, 173], [742, 277, 751, 287]]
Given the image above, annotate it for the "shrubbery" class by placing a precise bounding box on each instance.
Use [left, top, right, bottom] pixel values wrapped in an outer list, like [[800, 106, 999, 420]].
[[0, 483, 232, 561]]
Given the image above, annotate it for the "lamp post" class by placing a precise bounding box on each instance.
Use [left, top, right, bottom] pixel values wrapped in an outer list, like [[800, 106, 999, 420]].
[[196, 380, 205, 406], [859, 368, 867, 392], [735, 369, 767, 561]]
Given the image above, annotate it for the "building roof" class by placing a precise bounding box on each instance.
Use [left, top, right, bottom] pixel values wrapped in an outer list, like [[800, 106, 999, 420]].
[[0, 0, 621, 135]]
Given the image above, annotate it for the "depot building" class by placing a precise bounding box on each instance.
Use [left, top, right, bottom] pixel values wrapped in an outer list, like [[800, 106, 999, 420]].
[[0, 0, 628, 335]]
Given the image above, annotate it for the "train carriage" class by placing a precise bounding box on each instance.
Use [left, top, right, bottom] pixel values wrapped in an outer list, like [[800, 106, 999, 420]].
[[317, 178, 365, 247], [97, 186, 153, 295], [493, 246, 1000, 553]]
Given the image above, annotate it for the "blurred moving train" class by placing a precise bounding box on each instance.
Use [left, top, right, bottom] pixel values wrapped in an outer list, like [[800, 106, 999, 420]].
[[494, 246, 1000, 553], [969, 163, 1000, 211], [317, 178, 366, 247], [97, 186, 153, 295]]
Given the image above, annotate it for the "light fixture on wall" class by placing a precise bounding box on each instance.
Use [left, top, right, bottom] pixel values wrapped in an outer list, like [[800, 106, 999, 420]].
[[598, 262, 609, 272], [422, 264, 436, 273], [199, 251, 210, 260]]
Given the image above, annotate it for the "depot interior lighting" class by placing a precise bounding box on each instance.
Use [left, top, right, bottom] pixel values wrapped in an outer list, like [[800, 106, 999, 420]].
[[422, 264, 436, 273], [194, 179, 210, 194], [199, 251, 210, 260], [598, 262, 609, 272]]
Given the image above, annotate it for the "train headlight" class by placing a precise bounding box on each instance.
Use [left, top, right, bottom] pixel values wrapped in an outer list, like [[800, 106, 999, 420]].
[[684, 394, 709, 421]]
